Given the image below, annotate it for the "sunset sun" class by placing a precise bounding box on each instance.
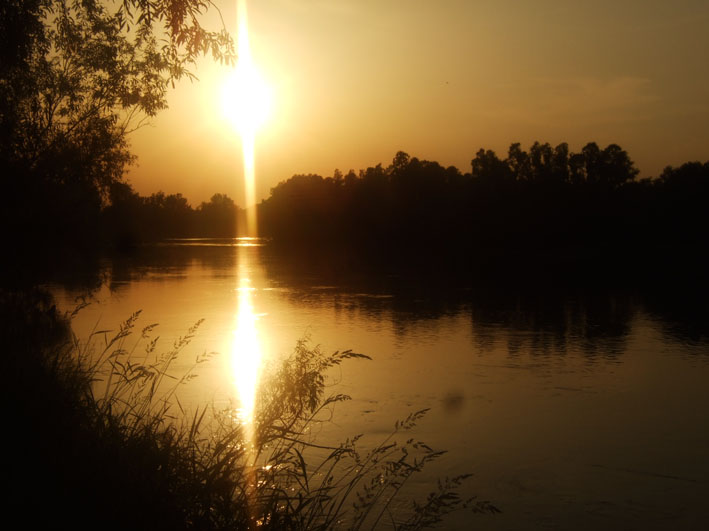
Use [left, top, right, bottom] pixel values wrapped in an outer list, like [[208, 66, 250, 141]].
[[221, 0, 272, 137], [221, 60, 272, 136]]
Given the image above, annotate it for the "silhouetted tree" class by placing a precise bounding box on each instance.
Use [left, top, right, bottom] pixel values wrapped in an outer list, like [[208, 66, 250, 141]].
[[196, 193, 239, 237], [471, 149, 514, 188], [142, 192, 194, 239], [101, 181, 143, 248], [653, 161, 709, 245], [507, 143, 530, 182], [258, 144, 709, 268], [1, 0, 232, 252]]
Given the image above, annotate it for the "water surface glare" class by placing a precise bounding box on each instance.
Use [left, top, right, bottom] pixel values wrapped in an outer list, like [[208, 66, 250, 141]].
[[230, 261, 262, 423], [52, 240, 709, 530]]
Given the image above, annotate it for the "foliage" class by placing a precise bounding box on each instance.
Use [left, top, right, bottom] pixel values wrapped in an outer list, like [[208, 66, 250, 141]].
[[101, 186, 243, 244], [8, 301, 497, 529], [1, 0, 233, 247], [195, 193, 240, 237], [258, 144, 708, 266]]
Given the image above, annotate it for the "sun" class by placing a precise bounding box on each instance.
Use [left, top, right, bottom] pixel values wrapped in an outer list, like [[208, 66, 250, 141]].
[[222, 0, 269, 237], [221, 61, 272, 137], [220, 0, 272, 138]]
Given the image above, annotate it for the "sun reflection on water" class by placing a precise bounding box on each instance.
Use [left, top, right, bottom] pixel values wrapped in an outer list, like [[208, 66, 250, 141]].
[[230, 254, 263, 425]]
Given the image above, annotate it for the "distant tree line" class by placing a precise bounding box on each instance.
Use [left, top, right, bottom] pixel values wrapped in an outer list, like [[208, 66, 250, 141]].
[[102, 184, 245, 247], [258, 142, 709, 265]]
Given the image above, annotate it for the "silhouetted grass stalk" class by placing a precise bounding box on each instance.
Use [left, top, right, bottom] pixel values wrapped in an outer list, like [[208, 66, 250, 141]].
[[60, 308, 498, 529]]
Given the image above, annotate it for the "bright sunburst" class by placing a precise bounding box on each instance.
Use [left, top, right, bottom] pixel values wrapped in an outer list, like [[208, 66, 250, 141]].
[[221, 62, 272, 136], [221, 2, 272, 137], [221, 0, 270, 238]]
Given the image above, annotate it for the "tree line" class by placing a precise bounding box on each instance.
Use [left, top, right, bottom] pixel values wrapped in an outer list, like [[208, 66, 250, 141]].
[[2, 2, 707, 270], [102, 184, 246, 247], [257, 142, 709, 265]]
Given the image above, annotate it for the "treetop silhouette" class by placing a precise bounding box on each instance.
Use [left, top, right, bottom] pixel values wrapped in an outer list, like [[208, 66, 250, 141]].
[[1, 0, 233, 248]]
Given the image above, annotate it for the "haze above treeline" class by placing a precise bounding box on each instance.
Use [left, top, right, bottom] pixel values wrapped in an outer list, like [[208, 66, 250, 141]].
[[127, 0, 709, 204]]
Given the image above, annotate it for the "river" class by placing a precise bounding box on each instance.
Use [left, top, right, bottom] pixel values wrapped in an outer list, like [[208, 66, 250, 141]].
[[51, 239, 709, 530]]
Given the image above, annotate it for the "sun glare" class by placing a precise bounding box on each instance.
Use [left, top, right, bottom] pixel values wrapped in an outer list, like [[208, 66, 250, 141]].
[[222, 0, 269, 237], [221, 2, 272, 138], [231, 276, 262, 423], [221, 63, 272, 136]]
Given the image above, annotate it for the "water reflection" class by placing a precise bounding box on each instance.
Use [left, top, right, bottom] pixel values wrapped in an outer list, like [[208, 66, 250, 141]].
[[230, 239, 265, 423], [49, 240, 709, 529], [55, 241, 709, 355]]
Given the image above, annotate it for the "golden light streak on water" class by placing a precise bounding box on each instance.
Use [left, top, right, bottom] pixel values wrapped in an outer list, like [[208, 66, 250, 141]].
[[230, 266, 261, 425], [229, 1, 265, 433], [229, 243, 263, 521]]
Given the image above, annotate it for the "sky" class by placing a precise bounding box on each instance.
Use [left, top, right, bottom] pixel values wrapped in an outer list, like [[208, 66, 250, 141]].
[[126, 0, 709, 207]]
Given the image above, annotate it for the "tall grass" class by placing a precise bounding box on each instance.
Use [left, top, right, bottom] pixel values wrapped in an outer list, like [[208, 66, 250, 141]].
[[8, 295, 498, 529]]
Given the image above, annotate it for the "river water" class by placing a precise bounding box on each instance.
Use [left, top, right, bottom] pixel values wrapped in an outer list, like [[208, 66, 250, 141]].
[[52, 239, 709, 530]]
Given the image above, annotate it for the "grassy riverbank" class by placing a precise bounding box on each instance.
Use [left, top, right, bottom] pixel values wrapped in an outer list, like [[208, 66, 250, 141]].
[[3, 288, 496, 530]]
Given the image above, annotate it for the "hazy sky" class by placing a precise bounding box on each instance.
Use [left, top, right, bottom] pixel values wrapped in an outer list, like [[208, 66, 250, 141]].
[[127, 0, 709, 206]]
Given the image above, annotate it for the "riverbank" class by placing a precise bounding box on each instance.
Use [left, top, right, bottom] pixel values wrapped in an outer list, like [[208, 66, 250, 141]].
[[3, 286, 493, 530]]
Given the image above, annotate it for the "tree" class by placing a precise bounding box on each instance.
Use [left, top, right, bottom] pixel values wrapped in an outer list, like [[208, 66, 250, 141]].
[[550, 142, 570, 184], [196, 193, 238, 237], [471, 148, 513, 188], [507, 142, 530, 182], [597, 143, 639, 188], [1, 0, 233, 247], [391, 150, 410, 178]]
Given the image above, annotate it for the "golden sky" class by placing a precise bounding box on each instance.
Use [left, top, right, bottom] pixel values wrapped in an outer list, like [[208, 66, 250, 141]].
[[127, 0, 709, 207]]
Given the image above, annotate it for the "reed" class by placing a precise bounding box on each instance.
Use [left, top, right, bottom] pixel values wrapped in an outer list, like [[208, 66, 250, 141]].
[[11, 297, 498, 529]]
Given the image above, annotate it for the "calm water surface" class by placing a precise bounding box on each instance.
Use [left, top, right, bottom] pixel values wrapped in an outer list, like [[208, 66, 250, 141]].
[[52, 240, 709, 530]]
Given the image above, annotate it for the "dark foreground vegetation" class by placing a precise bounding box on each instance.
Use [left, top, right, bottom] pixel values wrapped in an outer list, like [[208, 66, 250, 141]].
[[3, 289, 498, 530]]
